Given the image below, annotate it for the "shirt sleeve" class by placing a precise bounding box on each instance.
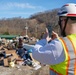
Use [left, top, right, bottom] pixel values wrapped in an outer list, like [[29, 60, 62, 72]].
[[32, 38, 65, 65]]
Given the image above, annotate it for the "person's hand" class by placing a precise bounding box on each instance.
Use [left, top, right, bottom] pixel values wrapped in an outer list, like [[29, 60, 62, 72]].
[[42, 28, 59, 42], [42, 28, 52, 42], [51, 31, 59, 40]]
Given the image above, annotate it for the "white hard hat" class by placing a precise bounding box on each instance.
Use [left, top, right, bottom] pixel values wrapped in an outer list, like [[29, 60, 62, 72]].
[[58, 3, 76, 17]]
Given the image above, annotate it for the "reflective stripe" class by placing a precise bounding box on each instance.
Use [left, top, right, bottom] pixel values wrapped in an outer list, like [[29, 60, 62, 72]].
[[61, 37, 75, 75], [75, 60, 76, 74], [67, 37, 76, 55], [60, 37, 70, 75], [67, 37, 76, 75]]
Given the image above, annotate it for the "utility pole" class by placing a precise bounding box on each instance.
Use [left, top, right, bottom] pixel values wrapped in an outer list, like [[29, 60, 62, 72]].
[[25, 23, 28, 37]]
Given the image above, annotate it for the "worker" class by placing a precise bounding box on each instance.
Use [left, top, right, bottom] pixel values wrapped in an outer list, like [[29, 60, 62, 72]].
[[32, 3, 76, 75]]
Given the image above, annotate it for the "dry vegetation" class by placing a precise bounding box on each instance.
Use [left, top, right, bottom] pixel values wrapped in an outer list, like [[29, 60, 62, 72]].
[[0, 8, 60, 39]]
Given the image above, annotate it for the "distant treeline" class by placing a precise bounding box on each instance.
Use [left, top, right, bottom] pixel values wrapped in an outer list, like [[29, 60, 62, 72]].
[[0, 8, 60, 39]]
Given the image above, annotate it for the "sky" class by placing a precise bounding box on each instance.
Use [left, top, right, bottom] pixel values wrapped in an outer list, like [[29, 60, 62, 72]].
[[0, 0, 76, 19]]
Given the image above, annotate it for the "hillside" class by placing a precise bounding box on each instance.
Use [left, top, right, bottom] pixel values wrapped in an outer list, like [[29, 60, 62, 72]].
[[0, 8, 60, 39]]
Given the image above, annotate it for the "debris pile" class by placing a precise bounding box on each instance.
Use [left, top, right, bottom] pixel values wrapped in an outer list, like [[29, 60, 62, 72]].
[[0, 37, 41, 70]]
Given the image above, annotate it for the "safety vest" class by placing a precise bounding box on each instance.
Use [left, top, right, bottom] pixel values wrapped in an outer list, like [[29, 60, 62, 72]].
[[50, 34, 76, 75]]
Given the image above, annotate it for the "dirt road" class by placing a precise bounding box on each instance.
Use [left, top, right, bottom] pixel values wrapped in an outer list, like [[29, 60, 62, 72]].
[[0, 65, 49, 75]]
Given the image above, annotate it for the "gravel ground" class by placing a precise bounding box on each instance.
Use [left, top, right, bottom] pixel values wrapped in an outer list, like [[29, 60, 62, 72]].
[[0, 64, 49, 75]]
